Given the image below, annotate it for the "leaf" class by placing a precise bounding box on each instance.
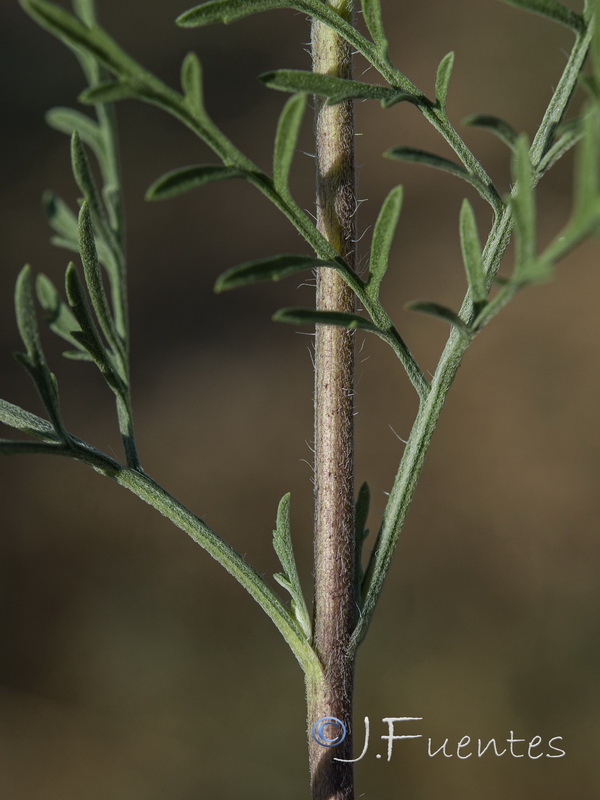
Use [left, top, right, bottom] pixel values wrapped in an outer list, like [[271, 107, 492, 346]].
[[45, 106, 104, 157], [214, 254, 338, 292], [459, 199, 487, 307], [14, 266, 67, 439], [273, 94, 306, 195], [406, 300, 473, 338], [574, 108, 600, 219], [361, 0, 388, 50], [355, 481, 370, 590], [79, 80, 138, 104], [78, 201, 121, 354], [71, 131, 113, 245], [180, 52, 204, 115], [367, 185, 403, 299], [146, 165, 250, 201], [273, 307, 380, 332], [0, 399, 59, 442], [36, 273, 85, 352], [177, 0, 313, 27], [537, 118, 582, 173], [462, 114, 518, 149], [64, 263, 124, 395], [385, 147, 495, 205], [272, 493, 311, 639], [42, 191, 79, 247], [435, 51, 454, 110], [261, 69, 417, 107], [496, 0, 585, 32], [510, 135, 536, 276]]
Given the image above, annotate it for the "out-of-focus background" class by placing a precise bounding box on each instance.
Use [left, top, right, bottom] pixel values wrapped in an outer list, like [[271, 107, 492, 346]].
[[1, 1, 599, 798]]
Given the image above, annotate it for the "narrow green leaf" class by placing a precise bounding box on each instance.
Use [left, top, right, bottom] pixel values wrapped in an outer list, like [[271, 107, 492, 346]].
[[435, 51, 454, 110], [45, 106, 104, 156], [367, 185, 403, 299], [79, 80, 138, 104], [214, 254, 337, 292], [273, 307, 380, 332], [181, 52, 204, 115], [538, 118, 582, 173], [272, 493, 311, 640], [72, 0, 96, 26], [261, 69, 417, 107], [146, 165, 250, 201], [355, 480, 370, 594], [462, 114, 518, 149], [496, 0, 585, 32], [36, 273, 84, 351], [78, 201, 121, 355], [43, 191, 79, 245], [385, 147, 498, 207], [459, 199, 487, 307], [14, 266, 67, 439], [273, 94, 306, 195], [64, 262, 124, 394], [574, 108, 600, 219], [510, 135, 536, 275], [71, 130, 112, 243], [406, 300, 473, 338], [177, 0, 309, 27], [0, 399, 59, 442], [361, 0, 388, 49]]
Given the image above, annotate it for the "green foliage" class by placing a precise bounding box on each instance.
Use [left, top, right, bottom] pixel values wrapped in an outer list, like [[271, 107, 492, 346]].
[[272, 494, 312, 640], [434, 51, 454, 110]]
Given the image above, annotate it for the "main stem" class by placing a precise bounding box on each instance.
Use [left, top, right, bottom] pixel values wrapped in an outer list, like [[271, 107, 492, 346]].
[[309, 2, 357, 799]]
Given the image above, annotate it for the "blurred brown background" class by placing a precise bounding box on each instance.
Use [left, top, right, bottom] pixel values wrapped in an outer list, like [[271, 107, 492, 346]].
[[1, 1, 599, 798]]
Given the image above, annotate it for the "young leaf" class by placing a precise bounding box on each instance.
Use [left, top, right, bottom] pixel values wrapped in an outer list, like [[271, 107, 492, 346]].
[[71, 131, 114, 246], [181, 52, 204, 115], [78, 201, 121, 355], [273, 308, 380, 332], [64, 263, 124, 395], [496, 0, 584, 32], [435, 51, 455, 111], [573, 108, 600, 219], [510, 135, 536, 276], [214, 255, 338, 292], [406, 300, 473, 338], [361, 0, 388, 50], [79, 80, 138, 104], [462, 114, 518, 149], [273, 94, 306, 195], [385, 147, 500, 208], [272, 493, 311, 640], [36, 273, 86, 354], [459, 199, 487, 308], [45, 107, 104, 157], [261, 70, 417, 107], [43, 191, 79, 246], [146, 165, 250, 201], [14, 265, 67, 439], [367, 185, 403, 299], [355, 481, 370, 592], [0, 399, 59, 442]]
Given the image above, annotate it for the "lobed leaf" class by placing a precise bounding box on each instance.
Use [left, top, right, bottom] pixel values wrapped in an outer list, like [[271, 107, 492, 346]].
[[273, 307, 380, 332], [462, 113, 518, 149], [273, 94, 307, 195], [367, 185, 403, 299], [435, 51, 454, 110], [459, 199, 487, 307], [496, 0, 585, 32], [214, 254, 338, 292], [272, 493, 311, 639], [262, 69, 416, 107], [406, 300, 473, 338], [385, 146, 498, 206], [146, 164, 250, 201]]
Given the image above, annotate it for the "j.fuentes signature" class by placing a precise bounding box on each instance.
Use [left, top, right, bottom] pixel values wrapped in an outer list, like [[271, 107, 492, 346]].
[[311, 716, 566, 762]]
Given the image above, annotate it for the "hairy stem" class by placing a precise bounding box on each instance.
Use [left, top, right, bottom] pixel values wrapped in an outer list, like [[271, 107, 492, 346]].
[[309, 2, 357, 798]]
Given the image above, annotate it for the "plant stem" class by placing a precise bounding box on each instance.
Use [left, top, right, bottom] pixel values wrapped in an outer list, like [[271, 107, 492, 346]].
[[310, 2, 357, 798]]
